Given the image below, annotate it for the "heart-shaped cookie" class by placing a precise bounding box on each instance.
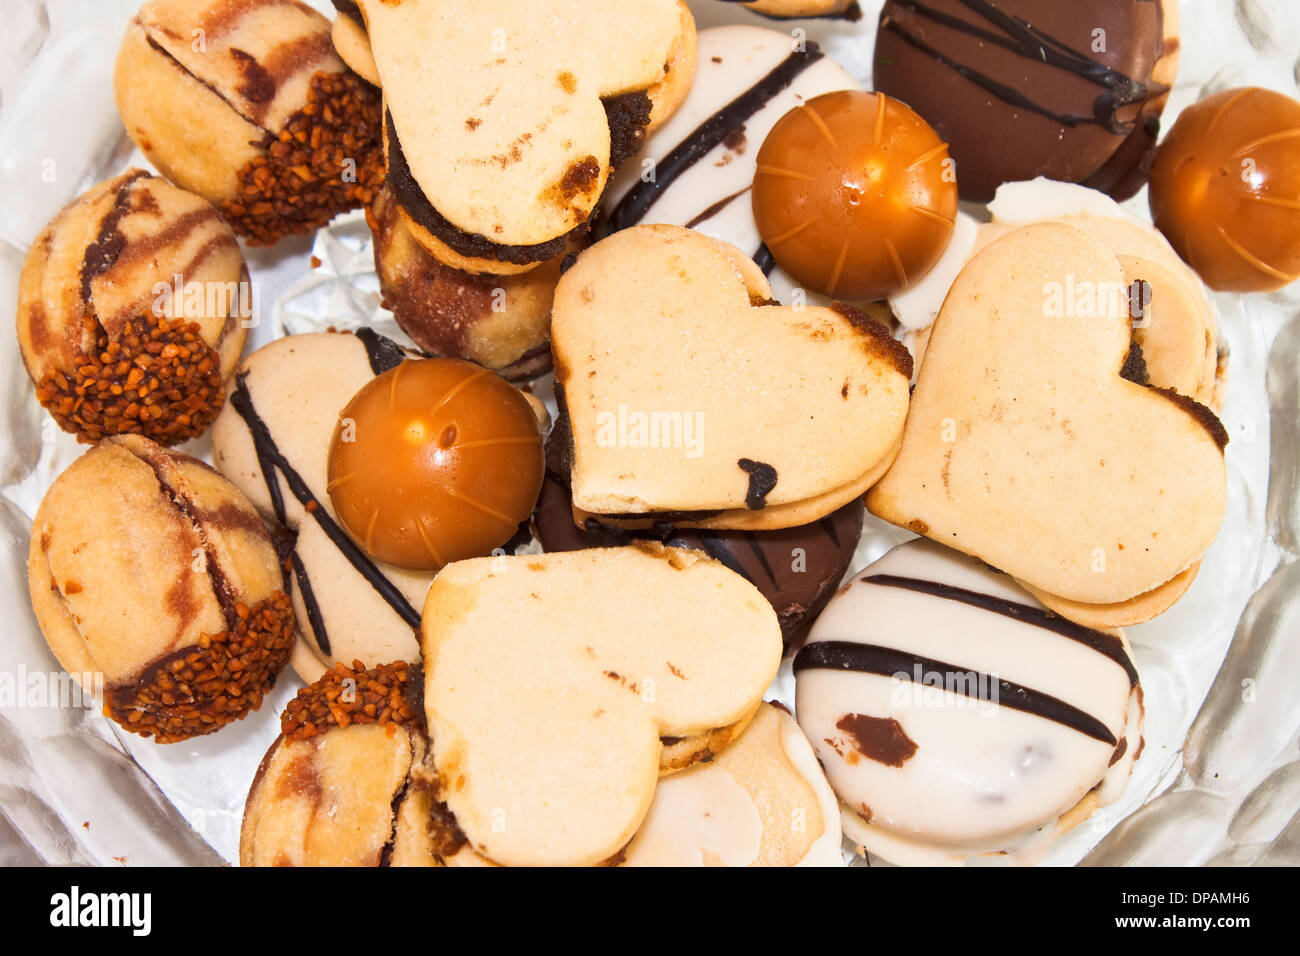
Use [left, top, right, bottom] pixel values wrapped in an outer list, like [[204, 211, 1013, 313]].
[[551, 224, 912, 531], [867, 222, 1227, 621], [420, 545, 782, 867], [353, 0, 695, 272]]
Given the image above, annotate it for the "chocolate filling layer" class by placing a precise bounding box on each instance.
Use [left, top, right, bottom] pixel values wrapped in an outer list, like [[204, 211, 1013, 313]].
[[385, 91, 653, 265]]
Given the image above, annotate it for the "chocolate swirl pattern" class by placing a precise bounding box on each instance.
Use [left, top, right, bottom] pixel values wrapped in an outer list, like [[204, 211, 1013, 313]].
[[795, 537, 1143, 865]]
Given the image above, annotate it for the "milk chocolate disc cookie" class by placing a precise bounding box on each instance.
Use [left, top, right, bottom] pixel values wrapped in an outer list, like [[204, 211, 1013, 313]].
[[535, 474, 862, 654], [873, 0, 1179, 201], [601, 25, 863, 305], [867, 222, 1227, 626], [16, 170, 247, 446], [795, 538, 1143, 866], [419, 546, 782, 867], [552, 224, 912, 531], [28, 435, 294, 742], [350, 0, 697, 274], [115, 0, 384, 244], [213, 330, 543, 683], [368, 186, 557, 380]]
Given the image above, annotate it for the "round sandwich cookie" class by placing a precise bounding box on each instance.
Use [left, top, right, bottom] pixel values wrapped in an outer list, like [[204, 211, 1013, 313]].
[[242, 667, 839, 867], [720, 0, 862, 19], [210, 330, 547, 683], [534, 472, 862, 655], [893, 179, 1223, 412], [1149, 86, 1300, 293], [16, 170, 248, 446], [873, 0, 1179, 202], [867, 222, 1228, 629], [795, 538, 1144, 866], [600, 24, 865, 305], [367, 185, 559, 381], [28, 435, 294, 743], [341, 0, 697, 275], [115, 0, 384, 245], [418, 546, 783, 867], [551, 224, 912, 532]]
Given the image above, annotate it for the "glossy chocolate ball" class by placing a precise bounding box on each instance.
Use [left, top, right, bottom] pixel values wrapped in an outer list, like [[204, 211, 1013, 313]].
[[327, 359, 544, 570], [752, 90, 958, 301], [1149, 86, 1300, 292]]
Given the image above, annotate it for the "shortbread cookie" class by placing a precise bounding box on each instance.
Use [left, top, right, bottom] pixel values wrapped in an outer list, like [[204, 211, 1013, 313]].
[[623, 702, 842, 866], [330, 5, 378, 85], [28, 435, 293, 742], [735, 0, 860, 18], [348, 0, 696, 274], [601, 25, 862, 304], [551, 224, 912, 531], [115, 0, 384, 244], [535, 472, 862, 654], [867, 223, 1227, 626], [420, 545, 783, 867], [795, 538, 1143, 866], [211, 332, 434, 683], [894, 180, 1223, 410], [368, 186, 558, 380]]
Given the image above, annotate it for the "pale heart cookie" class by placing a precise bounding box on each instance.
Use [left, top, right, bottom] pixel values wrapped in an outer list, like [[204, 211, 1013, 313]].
[[351, 0, 696, 274], [893, 180, 1223, 410], [867, 223, 1228, 626], [622, 702, 842, 867], [601, 25, 862, 306], [795, 539, 1143, 867], [551, 224, 912, 531], [420, 545, 782, 867], [211, 331, 462, 683]]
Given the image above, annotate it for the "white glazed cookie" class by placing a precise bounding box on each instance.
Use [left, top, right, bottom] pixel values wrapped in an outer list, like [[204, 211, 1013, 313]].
[[601, 25, 862, 305], [420, 545, 783, 867], [350, 0, 696, 274], [867, 223, 1228, 627], [622, 702, 842, 866], [552, 224, 912, 531], [210, 331, 433, 683], [795, 538, 1143, 866]]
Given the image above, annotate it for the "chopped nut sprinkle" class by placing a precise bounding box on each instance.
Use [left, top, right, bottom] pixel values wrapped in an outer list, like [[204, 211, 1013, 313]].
[[281, 660, 423, 742], [222, 70, 384, 245], [105, 592, 295, 743], [35, 313, 224, 446]]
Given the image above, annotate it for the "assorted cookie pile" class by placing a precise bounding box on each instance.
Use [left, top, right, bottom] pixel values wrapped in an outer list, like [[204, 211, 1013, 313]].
[[15, 0, 1299, 866]]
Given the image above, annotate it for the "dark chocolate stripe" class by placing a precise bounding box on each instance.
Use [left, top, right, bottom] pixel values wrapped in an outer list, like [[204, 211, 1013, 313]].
[[743, 532, 778, 587], [753, 244, 776, 276], [676, 534, 749, 583], [355, 326, 407, 374], [861, 573, 1139, 686], [883, 0, 1159, 135], [602, 45, 824, 235], [230, 374, 422, 629], [794, 640, 1118, 745], [684, 187, 750, 230], [290, 551, 330, 656]]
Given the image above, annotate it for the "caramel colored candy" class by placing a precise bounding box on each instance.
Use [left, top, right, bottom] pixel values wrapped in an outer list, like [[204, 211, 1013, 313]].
[[327, 359, 544, 570], [752, 90, 958, 300], [1149, 86, 1300, 292]]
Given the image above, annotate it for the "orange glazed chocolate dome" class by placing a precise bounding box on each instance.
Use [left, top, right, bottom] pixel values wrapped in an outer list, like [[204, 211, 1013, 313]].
[[752, 90, 958, 301], [1148, 86, 1300, 293], [326, 359, 544, 570]]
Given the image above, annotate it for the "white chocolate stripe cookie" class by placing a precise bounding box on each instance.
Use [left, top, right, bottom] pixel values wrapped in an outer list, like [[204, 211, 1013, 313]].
[[795, 538, 1142, 865]]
